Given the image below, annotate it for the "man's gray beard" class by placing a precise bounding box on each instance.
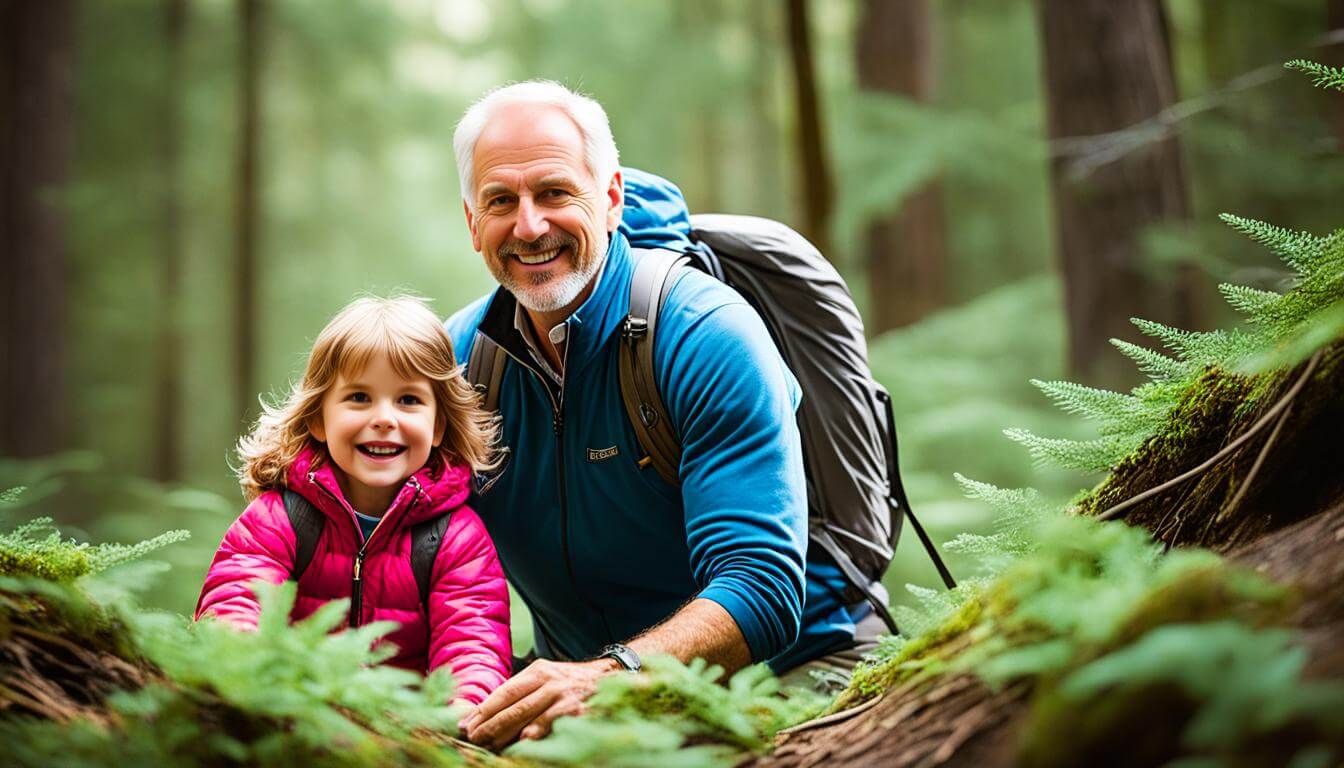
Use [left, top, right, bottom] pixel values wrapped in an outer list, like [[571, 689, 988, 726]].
[[494, 235, 606, 314]]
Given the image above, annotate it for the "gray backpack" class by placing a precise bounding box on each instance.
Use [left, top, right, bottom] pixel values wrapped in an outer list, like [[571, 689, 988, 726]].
[[468, 215, 954, 634]]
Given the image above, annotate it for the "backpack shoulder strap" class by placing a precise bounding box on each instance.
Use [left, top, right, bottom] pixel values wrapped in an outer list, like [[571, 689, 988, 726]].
[[620, 249, 689, 485], [465, 331, 507, 411], [281, 488, 324, 583], [410, 511, 453, 608]]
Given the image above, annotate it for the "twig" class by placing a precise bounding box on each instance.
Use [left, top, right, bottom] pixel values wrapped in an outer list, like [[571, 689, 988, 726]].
[[1097, 349, 1324, 522], [1217, 401, 1295, 525], [1054, 28, 1344, 182], [776, 692, 884, 737]]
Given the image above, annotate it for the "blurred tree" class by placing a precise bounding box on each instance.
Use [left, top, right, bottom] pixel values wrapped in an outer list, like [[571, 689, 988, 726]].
[[857, 0, 948, 333], [749, 0, 787, 218], [784, 0, 833, 256], [1038, 0, 1200, 384], [156, 0, 187, 481], [1, 0, 74, 458], [233, 0, 261, 423]]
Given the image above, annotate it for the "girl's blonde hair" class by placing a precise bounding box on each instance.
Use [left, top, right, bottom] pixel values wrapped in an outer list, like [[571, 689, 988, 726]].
[[237, 295, 497, 500]]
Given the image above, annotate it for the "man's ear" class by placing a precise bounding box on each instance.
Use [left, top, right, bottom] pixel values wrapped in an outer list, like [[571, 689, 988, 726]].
[[308, 415, 326, 443], [463, 200, 481, 252], [604, 169, 624, 232]]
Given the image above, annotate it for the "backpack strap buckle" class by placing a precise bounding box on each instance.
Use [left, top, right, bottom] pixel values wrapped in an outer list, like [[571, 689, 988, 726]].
[[622, 316, 648, 341]]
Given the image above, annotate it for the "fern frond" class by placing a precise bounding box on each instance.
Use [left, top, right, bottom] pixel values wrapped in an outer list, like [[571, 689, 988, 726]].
[[1110, 339, 1192, 382], [1218, 283, 1283, 324], [1030, 379, 1137, 421], [1285, 58, 1344, 93], [1219, 214, 1328, 275], [1003, 429, 1132, 472]]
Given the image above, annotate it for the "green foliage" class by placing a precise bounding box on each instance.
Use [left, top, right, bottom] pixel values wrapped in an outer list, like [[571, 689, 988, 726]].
[[4, 581, 465, 768], [507, 656, 825, 765], [0, 517, 188, 582], [506, 715, 736, 768], [1286, 59, 1344, 93], [139, 582, 461, 745], [1058, 622, 1344, 752]]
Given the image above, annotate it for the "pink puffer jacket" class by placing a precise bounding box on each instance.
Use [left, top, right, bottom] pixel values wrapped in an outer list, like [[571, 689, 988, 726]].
[[195, 447, 511, 705]]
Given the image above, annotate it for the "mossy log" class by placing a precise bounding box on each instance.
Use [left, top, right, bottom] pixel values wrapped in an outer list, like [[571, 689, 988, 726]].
[[1077, 341, 1344, 550], [756, 502, 1344, 768]]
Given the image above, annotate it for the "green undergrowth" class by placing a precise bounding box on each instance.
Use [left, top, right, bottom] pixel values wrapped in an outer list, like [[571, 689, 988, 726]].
[[507, 657, 824, 767], [836, 61, 1344, 765], [0, 506, 821, 768]]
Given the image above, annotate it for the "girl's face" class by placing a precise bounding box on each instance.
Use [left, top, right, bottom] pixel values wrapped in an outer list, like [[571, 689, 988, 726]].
[[309, 352, 444, 514]]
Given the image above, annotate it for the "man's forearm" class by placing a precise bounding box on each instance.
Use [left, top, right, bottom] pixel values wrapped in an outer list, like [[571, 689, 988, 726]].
[[624, 597, 753, 674]]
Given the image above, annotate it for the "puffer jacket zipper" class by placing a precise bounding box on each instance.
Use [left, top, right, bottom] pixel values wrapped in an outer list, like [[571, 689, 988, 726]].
[[311, 473, 422, 628]]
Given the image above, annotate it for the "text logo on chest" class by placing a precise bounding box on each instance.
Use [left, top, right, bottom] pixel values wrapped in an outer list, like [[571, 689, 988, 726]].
[[587, 445, 619, 462]]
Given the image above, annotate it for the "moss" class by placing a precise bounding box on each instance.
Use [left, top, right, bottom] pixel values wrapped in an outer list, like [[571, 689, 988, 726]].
[[835, 596, 984, 709]]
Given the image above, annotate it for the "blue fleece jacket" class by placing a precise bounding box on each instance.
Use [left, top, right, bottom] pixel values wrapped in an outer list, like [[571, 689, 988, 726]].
[[446, 169, 867, 671]]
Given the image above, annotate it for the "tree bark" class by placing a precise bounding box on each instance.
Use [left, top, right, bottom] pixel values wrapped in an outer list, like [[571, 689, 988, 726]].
[[156, 0, 187, 481], [0, 0, 75, 458], [857, 0, 949, 334], [234, 0, 261, 422], [1038, 0, 1199, 384], [784, 0, 833, 256]]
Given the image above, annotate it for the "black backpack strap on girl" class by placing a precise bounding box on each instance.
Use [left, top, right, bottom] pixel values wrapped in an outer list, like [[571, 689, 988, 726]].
[[281, 489, 451, 608], [409, 512, 452, 606], [282, 489, 324, 582]]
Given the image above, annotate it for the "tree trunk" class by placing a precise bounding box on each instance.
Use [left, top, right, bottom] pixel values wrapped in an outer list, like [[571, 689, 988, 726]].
[[156, 0, 187, 482], [234, 0, 261, 422], [0, 0, 75, 458], [1038, 0, 1198, 384], [784, 0, 833, 256], [857, 0, 949, 334]]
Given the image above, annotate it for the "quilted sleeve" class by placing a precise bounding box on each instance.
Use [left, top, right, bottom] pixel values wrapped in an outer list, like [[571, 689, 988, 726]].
[[425, 506, 512, 706], [194, 492, 297, 629]]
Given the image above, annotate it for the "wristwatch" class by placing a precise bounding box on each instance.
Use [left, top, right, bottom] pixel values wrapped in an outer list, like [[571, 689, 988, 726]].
[[598, 643, 642, 673]]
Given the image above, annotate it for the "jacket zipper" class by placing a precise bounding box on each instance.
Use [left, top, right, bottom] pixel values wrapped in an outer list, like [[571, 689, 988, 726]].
[[312, 473, 420, 629], [482, 330, 615, 646]]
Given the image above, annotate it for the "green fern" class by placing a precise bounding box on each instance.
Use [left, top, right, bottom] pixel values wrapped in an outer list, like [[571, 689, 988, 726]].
[[0, 518, 188, 582], [1286, 58, 1344, 93]]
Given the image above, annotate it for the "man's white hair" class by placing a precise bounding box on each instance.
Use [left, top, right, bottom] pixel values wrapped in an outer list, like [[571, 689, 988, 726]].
[[453, 80, 620, 203]]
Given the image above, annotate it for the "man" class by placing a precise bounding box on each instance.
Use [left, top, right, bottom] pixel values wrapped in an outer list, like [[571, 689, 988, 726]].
[[445, 81, 882, 749]]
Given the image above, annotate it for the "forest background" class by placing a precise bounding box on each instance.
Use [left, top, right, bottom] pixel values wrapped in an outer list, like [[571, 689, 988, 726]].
[[3, 0, 1342, 657]]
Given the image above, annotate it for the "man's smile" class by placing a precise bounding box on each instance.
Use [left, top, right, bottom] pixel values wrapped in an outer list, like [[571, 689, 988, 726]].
[[514, 245, 565, 266]]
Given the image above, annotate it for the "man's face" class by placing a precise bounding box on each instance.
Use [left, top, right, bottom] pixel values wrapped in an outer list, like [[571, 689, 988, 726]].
[[464, 102, 623, 315]]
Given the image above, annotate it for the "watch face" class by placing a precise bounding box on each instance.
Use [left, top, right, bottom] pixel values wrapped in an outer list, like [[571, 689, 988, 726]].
[[602, 644, 641, 672]]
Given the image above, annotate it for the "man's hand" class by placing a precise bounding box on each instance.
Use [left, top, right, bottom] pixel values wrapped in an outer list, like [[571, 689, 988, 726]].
[[459, 658, 618, 750]]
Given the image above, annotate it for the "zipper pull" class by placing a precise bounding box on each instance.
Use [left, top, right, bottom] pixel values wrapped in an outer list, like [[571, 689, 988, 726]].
[[349, 551, 365, 628]]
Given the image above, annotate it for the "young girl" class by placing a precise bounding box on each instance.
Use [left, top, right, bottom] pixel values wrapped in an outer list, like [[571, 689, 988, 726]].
[[196, 295, 510, 706]]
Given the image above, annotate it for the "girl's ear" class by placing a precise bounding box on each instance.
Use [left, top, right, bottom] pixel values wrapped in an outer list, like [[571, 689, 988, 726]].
[[432, 416, 446, 448], [308, 415, 327, 443]]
